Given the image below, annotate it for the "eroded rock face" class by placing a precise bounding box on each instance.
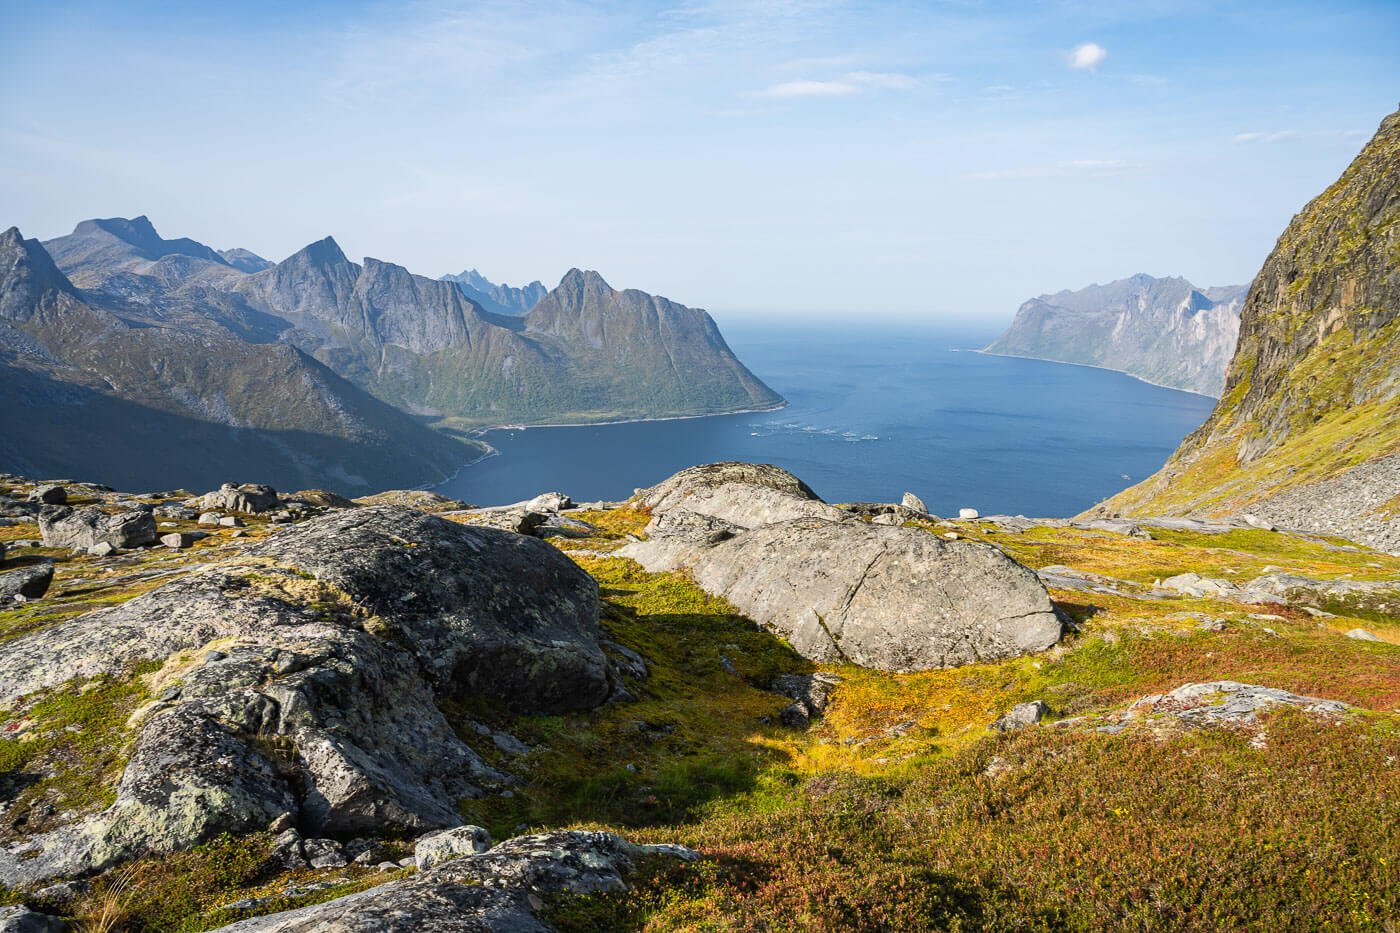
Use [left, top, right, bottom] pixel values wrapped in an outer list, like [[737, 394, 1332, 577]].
[[623, 514, 1061, 672], [38, 506, 155, 551], [208, 831, 698, 933], [0, 506, 613, 887]]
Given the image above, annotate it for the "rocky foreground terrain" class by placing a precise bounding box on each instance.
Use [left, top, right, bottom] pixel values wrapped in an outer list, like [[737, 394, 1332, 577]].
[[0, 464, 1394, 930]]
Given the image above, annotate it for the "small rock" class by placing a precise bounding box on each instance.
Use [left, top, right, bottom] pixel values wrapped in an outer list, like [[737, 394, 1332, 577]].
[[901, 492, 927, 513], [491, 731, 531, 756], [86, 542, 116, 557], [197, 512, 224, 526], [0, 563, 52, 601], [218, 516, 245, 528], [992, 700, 1049, 732], [415, 825, 493, 870], [199, 483, 279, 515], [779, 701, 810, 729], [526, 492, 574, 513], [398, 856, 417, 868], [160, 532, 195, 549], [303, 837, 348, 869], [1242, 513, 1276, 532], [0, 905, 66, 932], [29, 485, 67, 506], [959, 507, 979, 519], [271, 828, 307, 870], [1345, 628, 1381, 642], [266, 812, 295, 833], [375, 861, 399, 872]]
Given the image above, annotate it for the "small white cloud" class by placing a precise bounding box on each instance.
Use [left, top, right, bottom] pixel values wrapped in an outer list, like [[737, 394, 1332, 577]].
[[748, 70, 918, 99], [1068, 42, 1108, 72]]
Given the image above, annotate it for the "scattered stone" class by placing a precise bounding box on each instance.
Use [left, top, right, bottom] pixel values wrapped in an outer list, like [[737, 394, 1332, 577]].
[[779, 701, 810, 728], [415, 825, 493, 870], [85, 542, 116, 557], [153, 503, 197, 520], [199, 483, 279, 515], [1345, 628, 1381, 642], [491, 732, 530, 756], [1242, 513, 1276, 532], [526, 492, 573, 513], [958, 507, 979, 519], [38, 506, 156, 551], [901, 492, 927, 513], [160, 532, 195, 549], [303, 837, 348, 869], [28, 485, 66, 506], [535, 516, 597, 539], [0, 563, 53, 601], [771, 672, 842, 718], [218, 515, 244, 528], [991, 700, 1049, 732], [197, 512, 224, 526], [206, 831, 697, 933], [271, 829, 308, 870]]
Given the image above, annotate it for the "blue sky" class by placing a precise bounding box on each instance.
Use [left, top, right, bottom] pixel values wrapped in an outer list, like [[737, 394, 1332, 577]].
[[2, 1, 1396, 317]]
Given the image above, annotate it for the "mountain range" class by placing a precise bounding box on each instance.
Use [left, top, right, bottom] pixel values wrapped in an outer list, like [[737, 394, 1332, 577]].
[[0, 217, 782, 493], [1092, 108, 1400, 553], [441, 269, 547, 316], [985, 274, 1248, 396]]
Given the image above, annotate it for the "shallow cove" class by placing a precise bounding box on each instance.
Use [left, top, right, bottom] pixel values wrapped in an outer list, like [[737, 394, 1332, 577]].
[[435, 317, 1215, 516]]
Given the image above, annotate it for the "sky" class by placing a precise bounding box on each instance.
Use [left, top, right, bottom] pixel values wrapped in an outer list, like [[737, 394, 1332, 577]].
[[2, 1, 1397, 318]]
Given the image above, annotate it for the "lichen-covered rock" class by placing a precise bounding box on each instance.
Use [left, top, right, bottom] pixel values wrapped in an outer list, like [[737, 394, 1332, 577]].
[[415, 824, 492, 870], [199, 483, 279, 514], [0, 506, 614, 887], [208, 831, 698, 932], [0, 905, 66, 932], [27, 485, 66, 506], [992, 700, 1049, 732], [38, 506, 155, 550], [624, 516, 1061, 671], [635, 461, 848, 529], [0, 562, 52, 601]]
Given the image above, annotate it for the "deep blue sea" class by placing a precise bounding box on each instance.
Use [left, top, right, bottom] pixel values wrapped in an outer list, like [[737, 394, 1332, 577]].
[[435, 318, 1216, 518]]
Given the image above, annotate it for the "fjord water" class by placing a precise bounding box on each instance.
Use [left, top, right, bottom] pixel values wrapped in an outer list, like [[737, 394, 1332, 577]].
[[435, 317, 1215, 517]]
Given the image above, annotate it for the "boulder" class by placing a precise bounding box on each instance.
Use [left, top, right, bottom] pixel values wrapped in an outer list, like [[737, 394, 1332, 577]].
[[901, 492, 927, 513], [622, 516, 1061, 671], [959, 508, 980, 520], [771, 672, 842, 718], [160, 532, 195, 549], [38, 506, 156, 551], [85, 542, 116, 558], [526, 492, 573, 513], [635, 465, 849, 530], [0, 905, 65, 932], [199, 483, 279, 514], [992, 700, 1049, 732], [0, 563, 53, 601], [535, 516, 597, 539], [28, 485, 66, 506], [207, 831, 697, 933], [0, 507, 613, 887], [197, 512, 224, 526], [414, 825, 492, 870], [1345, 628, 1381, 642], [218, 516, 245, 528]]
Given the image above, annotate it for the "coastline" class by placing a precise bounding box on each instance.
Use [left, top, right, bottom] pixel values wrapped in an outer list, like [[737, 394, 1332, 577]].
[[468, 400, 789, 434], [972, 349, 1220, 400]]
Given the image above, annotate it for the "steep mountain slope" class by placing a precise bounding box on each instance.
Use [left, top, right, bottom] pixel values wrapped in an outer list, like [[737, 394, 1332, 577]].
[[985, 274, 1247, 396], [0, 227, 474, 494], [1092, 109, 1400, 552], [41, 218, 783, 429], [442, 268, 547, 316]]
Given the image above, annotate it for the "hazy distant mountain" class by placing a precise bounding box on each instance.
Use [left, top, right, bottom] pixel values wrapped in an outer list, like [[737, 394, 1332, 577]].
[[441, 268, 547, 316], [985, 274, 1248, 396], [219, 247, 273, 273], [0, 226, 474, 494], [8, 216, 781, 488]]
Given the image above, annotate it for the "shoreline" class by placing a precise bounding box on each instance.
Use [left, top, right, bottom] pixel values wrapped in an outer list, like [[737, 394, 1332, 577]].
[[971, 349, 1220, 400], [466, 400, 790, 435]]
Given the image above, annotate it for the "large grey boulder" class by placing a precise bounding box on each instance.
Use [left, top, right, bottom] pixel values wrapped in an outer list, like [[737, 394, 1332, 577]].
[[635, 461, 848, 529], [0, 562, 53, 601], [38, 506, 155, 551], [0, 507, 612, 887], [208, 831, 697, 933], [622, 515, 1061, 671], [199, 483, 279, 514]]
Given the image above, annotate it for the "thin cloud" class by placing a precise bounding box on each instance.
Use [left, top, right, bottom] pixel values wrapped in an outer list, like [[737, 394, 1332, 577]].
[[1067, 42, 1107, 71], [749, 70, 919, 99], [1232, 129, 1365, 144], [966, 159, 1137, 181]]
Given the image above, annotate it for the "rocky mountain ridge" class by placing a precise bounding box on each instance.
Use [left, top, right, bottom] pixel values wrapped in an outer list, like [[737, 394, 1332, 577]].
[[985, 273, 1248, 396], [441, 268, 547, 316], [1092, 108, 1400, 552]]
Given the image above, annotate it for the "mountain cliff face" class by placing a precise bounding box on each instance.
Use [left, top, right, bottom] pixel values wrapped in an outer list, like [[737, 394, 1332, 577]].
[[1092, 109, 1400, 552], [442, 268, 546, 316], [0, 227, 475, 494], [985, 274, 1248, 396]]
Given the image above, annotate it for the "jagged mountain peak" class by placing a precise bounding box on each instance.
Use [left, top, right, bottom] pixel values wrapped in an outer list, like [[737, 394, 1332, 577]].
[[1, 227, 75, 321], [64, 215, 228, 266], [282, 236, 350, 270]]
